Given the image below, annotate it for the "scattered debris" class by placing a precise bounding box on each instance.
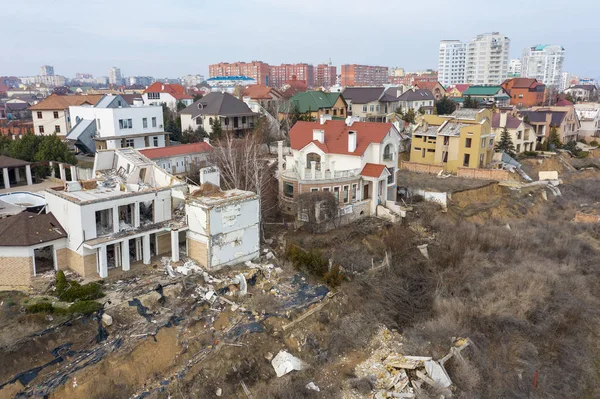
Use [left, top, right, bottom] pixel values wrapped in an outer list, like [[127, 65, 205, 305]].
[[271, 350, 309, 377], [216, 387, 223, 396], [101, 313, 113, 327], [417, 244, 429, 259], [306, 382, 320, 392]]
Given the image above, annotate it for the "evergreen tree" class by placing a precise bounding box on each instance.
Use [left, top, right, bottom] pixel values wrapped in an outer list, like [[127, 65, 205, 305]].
[[548, 126, 562, 150], [463, 95, 479, 109], [435, 96, 457, 115], [402, 108, 416, 124], [211, 118, 223, 138], [495, 127, 517, 158]]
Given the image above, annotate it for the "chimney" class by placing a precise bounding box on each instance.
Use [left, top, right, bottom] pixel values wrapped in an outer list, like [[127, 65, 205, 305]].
[[500, 112, 508, 128], [348, 131, 357, 152], [133, 98, 143, 107], [319, 114, 332, 125], [312, 129, 325, 143], [422, 120, 429, 131], [345, 115, 360, 126]]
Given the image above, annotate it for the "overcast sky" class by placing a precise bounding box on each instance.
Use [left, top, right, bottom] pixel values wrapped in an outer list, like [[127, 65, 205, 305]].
[[3, 0, 598, 80]]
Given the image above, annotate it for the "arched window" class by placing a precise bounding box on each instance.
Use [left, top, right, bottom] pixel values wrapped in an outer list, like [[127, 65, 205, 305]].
[[196, 117, 202, 125], [306, 153, 321, 170], [209, 117, 213, 125], [383, 144, 394, 161]]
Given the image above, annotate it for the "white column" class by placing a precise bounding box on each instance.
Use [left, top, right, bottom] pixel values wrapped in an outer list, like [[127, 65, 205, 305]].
[[121, 240, 130, 271], [59, 164, 66, 181], [14, 167, 20, 183], [135, 238, 142, 261], [311, 161, 316, 180], [2, 168, 9, 189], [98, 246, 108, 278], [70, 166, 78, 181], [142, 234, 151, 265], [112, 206, 119, 233], [171, 230, 180, 262], [49, 162, 55, 178], [25, 165, 33, 186], [134, 202, 140, 228]]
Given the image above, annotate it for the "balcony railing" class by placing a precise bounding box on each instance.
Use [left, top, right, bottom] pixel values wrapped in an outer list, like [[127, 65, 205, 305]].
[[281, 167, 362, 181]]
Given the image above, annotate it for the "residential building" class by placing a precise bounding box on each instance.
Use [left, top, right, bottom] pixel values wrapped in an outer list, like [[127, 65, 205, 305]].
[[521, 45, 565, 88], [66, 94, 168, 153], [279, 117, 404, 217], [519, 105, 580, 144], [179, 92, 258, 135], [280, 77, 309, 98], [413, 81, 446, 100], [462, 85, 510, 106], [564, 85, 598, 102], [410, 108, 496, 173], [270, 64, 314, 88], [139, 142, 213, 175], [574, 103, 600, 139], [3, 101, 31, 120], [28, 94, 104, 136], [397, 89, 435, 115], [579, 78, 598, 86], [206, 76, 256, 94], [465, 32, 511, 85], [445, 84, 470, 98], [560, 72, 574, 92], [501, 78, 546, 108], [208, 61, 271, 86], [108, 67, 122, 85], [315, 64, 337, 88], [341, 64, 389, 87], [491, 112, 536, 153], [508, 59, 522, 77], [342, 87, 400, 122], [142, 82, 193, 110], [284, 91, 347, 120], [128, 76, 154, 87], [40, 65, 54, 76], [242, 84, 284, 110], [438, 40, 467, 86], [181, 74, 206, 87], [19, 75, 66, 87]]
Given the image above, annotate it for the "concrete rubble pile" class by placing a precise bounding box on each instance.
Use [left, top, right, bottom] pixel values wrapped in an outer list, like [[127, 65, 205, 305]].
[[349, 327, 471, 398]]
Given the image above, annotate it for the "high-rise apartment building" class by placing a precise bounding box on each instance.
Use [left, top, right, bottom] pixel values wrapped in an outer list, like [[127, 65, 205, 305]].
[[108, 67, 122, 85], [208, 61, 271, 86], [521, 45, 565, 88], [314, 64, 337, 88], [181, 74, 205, 87], [40, 65, 55, 76], [340, 64, 389, 87], [270, 64, 314, 88], [438, 40, 467, 86], [508, 59, 522, 77], [465, 33, 510, 85]]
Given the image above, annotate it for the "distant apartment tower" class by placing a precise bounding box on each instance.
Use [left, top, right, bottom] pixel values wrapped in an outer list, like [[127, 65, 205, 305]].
[[109, 67, 122, 85], [464, 32, 510, 85], [438, 40, 467, 86], [128, 76, 154, 87], [40, 65, 54, 76], [208, 61, 271, 86], [341, 64, 389, 86], [315, 64, 337, 88], [521, 45, 565, 88], [270, 64, 314, 88], [508, 59, 522, 77], [181, 74, 205, 87]]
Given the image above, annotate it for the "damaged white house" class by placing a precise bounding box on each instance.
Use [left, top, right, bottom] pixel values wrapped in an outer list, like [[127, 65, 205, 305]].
[[30, 148, 261, 282]]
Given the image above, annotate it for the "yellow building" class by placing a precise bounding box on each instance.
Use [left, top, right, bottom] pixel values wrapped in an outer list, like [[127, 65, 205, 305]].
[[410, 109, 496, 173]]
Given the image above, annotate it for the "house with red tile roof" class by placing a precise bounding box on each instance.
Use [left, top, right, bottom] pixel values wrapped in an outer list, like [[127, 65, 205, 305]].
[[142, 82, 193, 110], [501, 78, 546, 108], [278, 116, 404, 219], [413, 81, 446, 100], [139, 142, 213, 175], [242, 84, 283, 110]]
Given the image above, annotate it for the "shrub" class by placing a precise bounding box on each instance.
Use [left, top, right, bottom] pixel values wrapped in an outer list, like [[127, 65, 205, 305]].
[[58, 281, 104, 302], [26, 302, 55, 314], [523, 151, 538, 157], [68, 300, 103, 315], [576, 151, 590, 158], [55, 270, 67, 294], [590, 140, 599, 147], [323, 264, 345, 288]]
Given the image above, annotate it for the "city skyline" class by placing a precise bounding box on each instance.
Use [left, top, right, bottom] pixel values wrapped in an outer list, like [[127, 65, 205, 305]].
[[2, 0, 599, 81]]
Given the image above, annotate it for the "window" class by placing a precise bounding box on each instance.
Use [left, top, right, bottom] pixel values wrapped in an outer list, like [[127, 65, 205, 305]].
[[362, 105, 367, 112], [340, 108, 344, 115], [370, 105, 375, 112], [343, 185, 349, 203], [463, 153, 470, 167], [383, 144, 393, 161], [39, 126, 44, 134], [423, 136, 426, 142], [209, 117, 213, 125], [465, 138, 472, 148], [489, 138, 494, 146], [334, 186, 340, 201], [387, 167, 395, 184], [224, 117, 229, 126], [351, 184, 357, 202], [242, 116, 246, 124], [325, 110, 330, 114], [148, 93, 160, 100], [376, 105, 380, 112], [323, 187, 330, 192], [118, 100, 122, 107], [36, 111, 42, 119], [152, 117, 157, 127], [143, 118, 148, 128], [284, 183, 294, 198], [196, 117, 202, 125], [53, 111, 59, 119], [119, 119, 133, 129], [55, 125, 60, 133], [153, 137, 159, 147], [306, 153, 321, 169], [421, 148, 425, 157], [125, 139, 134, 147], [333, 109, 337, 116], [481, 138, 485, 148], [310, 188, 319, 192]]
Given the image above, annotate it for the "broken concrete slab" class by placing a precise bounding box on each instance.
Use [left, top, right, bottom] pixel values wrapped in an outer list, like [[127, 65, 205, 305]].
[[424, 360, 452, 388], [271, 350, 309, 377], [101, 313, 113, 327], [139, 291, 163, 312], [305, 382, 320, 392], [385, 355, 432, 370]]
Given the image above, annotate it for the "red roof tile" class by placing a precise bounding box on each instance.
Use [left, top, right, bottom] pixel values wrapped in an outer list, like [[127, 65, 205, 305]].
[[360, 163, 388, 178], [555, 99, 573, 106], [144, 82, 192, 100], [509, 78, 538, 89], [242, 84, 282, 100], [139, 143, 213, 159], [290, 120, 392, 156], [453, 84, 470, 93]]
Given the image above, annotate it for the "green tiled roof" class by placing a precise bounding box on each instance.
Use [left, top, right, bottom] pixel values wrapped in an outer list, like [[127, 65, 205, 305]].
[[290, 91, 344, 113], [463, 86, 503, 96]]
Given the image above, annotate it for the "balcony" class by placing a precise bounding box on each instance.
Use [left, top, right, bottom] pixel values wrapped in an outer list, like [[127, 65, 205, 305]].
[[280, 167, 362, 182]]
